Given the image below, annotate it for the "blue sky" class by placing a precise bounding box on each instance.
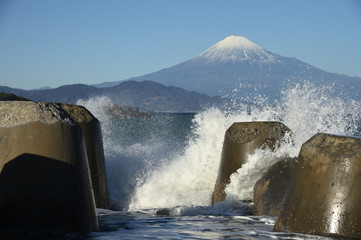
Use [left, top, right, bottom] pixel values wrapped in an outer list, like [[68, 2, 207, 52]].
[[0, 0, 360, 90]]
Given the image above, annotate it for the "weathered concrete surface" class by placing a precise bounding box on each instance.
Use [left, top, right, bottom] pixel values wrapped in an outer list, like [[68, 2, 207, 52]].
[[62, 104, 110, 209], [0, 101, 98, 232], [253, 158, 296, 216], [212, 122, 291, 204], [274, 133, 361, 239]]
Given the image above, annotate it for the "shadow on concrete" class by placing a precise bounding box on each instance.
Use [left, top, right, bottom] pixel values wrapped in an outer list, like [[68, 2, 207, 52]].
[[0, 153, 83, 231]]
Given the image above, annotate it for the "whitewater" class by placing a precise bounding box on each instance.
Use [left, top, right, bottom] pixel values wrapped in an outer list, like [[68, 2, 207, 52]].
[[75, 83, 361, 240]]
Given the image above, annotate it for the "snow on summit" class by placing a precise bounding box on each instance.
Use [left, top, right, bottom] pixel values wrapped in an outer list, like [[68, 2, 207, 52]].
[[197, 35, 277, 63], [122, 34, 360, 100], [215, 35, 259, 50]]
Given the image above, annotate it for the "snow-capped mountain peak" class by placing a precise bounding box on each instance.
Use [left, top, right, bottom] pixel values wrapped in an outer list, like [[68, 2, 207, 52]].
[[213, 35, 259, 50], [196, 35, 277, 63]]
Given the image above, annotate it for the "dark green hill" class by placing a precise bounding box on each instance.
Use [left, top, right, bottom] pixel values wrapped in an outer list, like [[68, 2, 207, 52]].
[[0, 81, 223, 112], [0, 92, 31, 101], [103, 80, 222, 112]]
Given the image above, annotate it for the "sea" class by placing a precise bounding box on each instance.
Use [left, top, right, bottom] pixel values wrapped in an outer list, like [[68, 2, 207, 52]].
[[3, 83, 361, 239]]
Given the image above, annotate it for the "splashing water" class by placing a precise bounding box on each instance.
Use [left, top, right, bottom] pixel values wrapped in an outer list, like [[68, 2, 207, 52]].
[[225, 134, 294, 202], [77, 83, 361, 212], [77, 96, 193, 210], [129, 83, 360, 211], [225, 83, 361, 202], [129, 108, 234, 210], [77, 96, 114, 144], [280, 83, 361, 146]]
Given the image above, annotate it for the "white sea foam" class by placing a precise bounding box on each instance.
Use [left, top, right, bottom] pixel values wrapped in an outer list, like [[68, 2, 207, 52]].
[[225, 134, 294, 202], [77, 83, 361, 212], [128, 82, 360, 210], [76, 96, 158, 209], [76, 96, 114, 144], [76, 96, 112, 122], [128, 108, 231, 209], [224, 83, 361, 202]]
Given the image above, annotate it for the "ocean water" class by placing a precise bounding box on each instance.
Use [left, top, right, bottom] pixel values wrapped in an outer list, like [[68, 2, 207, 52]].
[[76, 83, 361, 240], [2, 83, 359, 239]]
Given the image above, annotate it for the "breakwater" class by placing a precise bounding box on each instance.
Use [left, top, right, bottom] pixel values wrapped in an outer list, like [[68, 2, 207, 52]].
[[0, 101, 109, 232]]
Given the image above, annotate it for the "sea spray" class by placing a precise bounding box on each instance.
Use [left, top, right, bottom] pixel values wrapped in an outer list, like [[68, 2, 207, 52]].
[[129, 83, 361, 210], [225, 133, 294, 202], [128, 105, 286, 210], [77, 96, 113, 144], [280, 83, 361, 147], [224, 83, 361, 202], [76, 97, 163, 209], [77, 83, 361, 212], [78, 97, 195, 210], [129, 108, 235, 210]]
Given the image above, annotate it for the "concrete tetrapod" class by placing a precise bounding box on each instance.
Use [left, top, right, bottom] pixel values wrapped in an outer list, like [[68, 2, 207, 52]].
[[253, 158, 296, 216], [0, 101, 98, 232], [274, 133, 361, 239], [212, 121, 291, 204], [61, 104, 110, 209]]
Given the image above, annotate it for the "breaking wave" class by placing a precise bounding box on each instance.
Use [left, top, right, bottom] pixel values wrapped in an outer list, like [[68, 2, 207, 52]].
[[77, 82, 361, 212]]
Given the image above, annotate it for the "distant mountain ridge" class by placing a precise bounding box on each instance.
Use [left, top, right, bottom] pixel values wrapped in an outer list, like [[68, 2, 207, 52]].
[[2, 35, 360, 111], [0, 81, 223, 112], [121, 35, 361, 100]]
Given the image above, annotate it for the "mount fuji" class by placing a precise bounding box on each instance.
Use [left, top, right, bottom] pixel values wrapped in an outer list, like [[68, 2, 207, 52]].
[[112, 35, 360, 100], [2, 36, 360, 111]]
